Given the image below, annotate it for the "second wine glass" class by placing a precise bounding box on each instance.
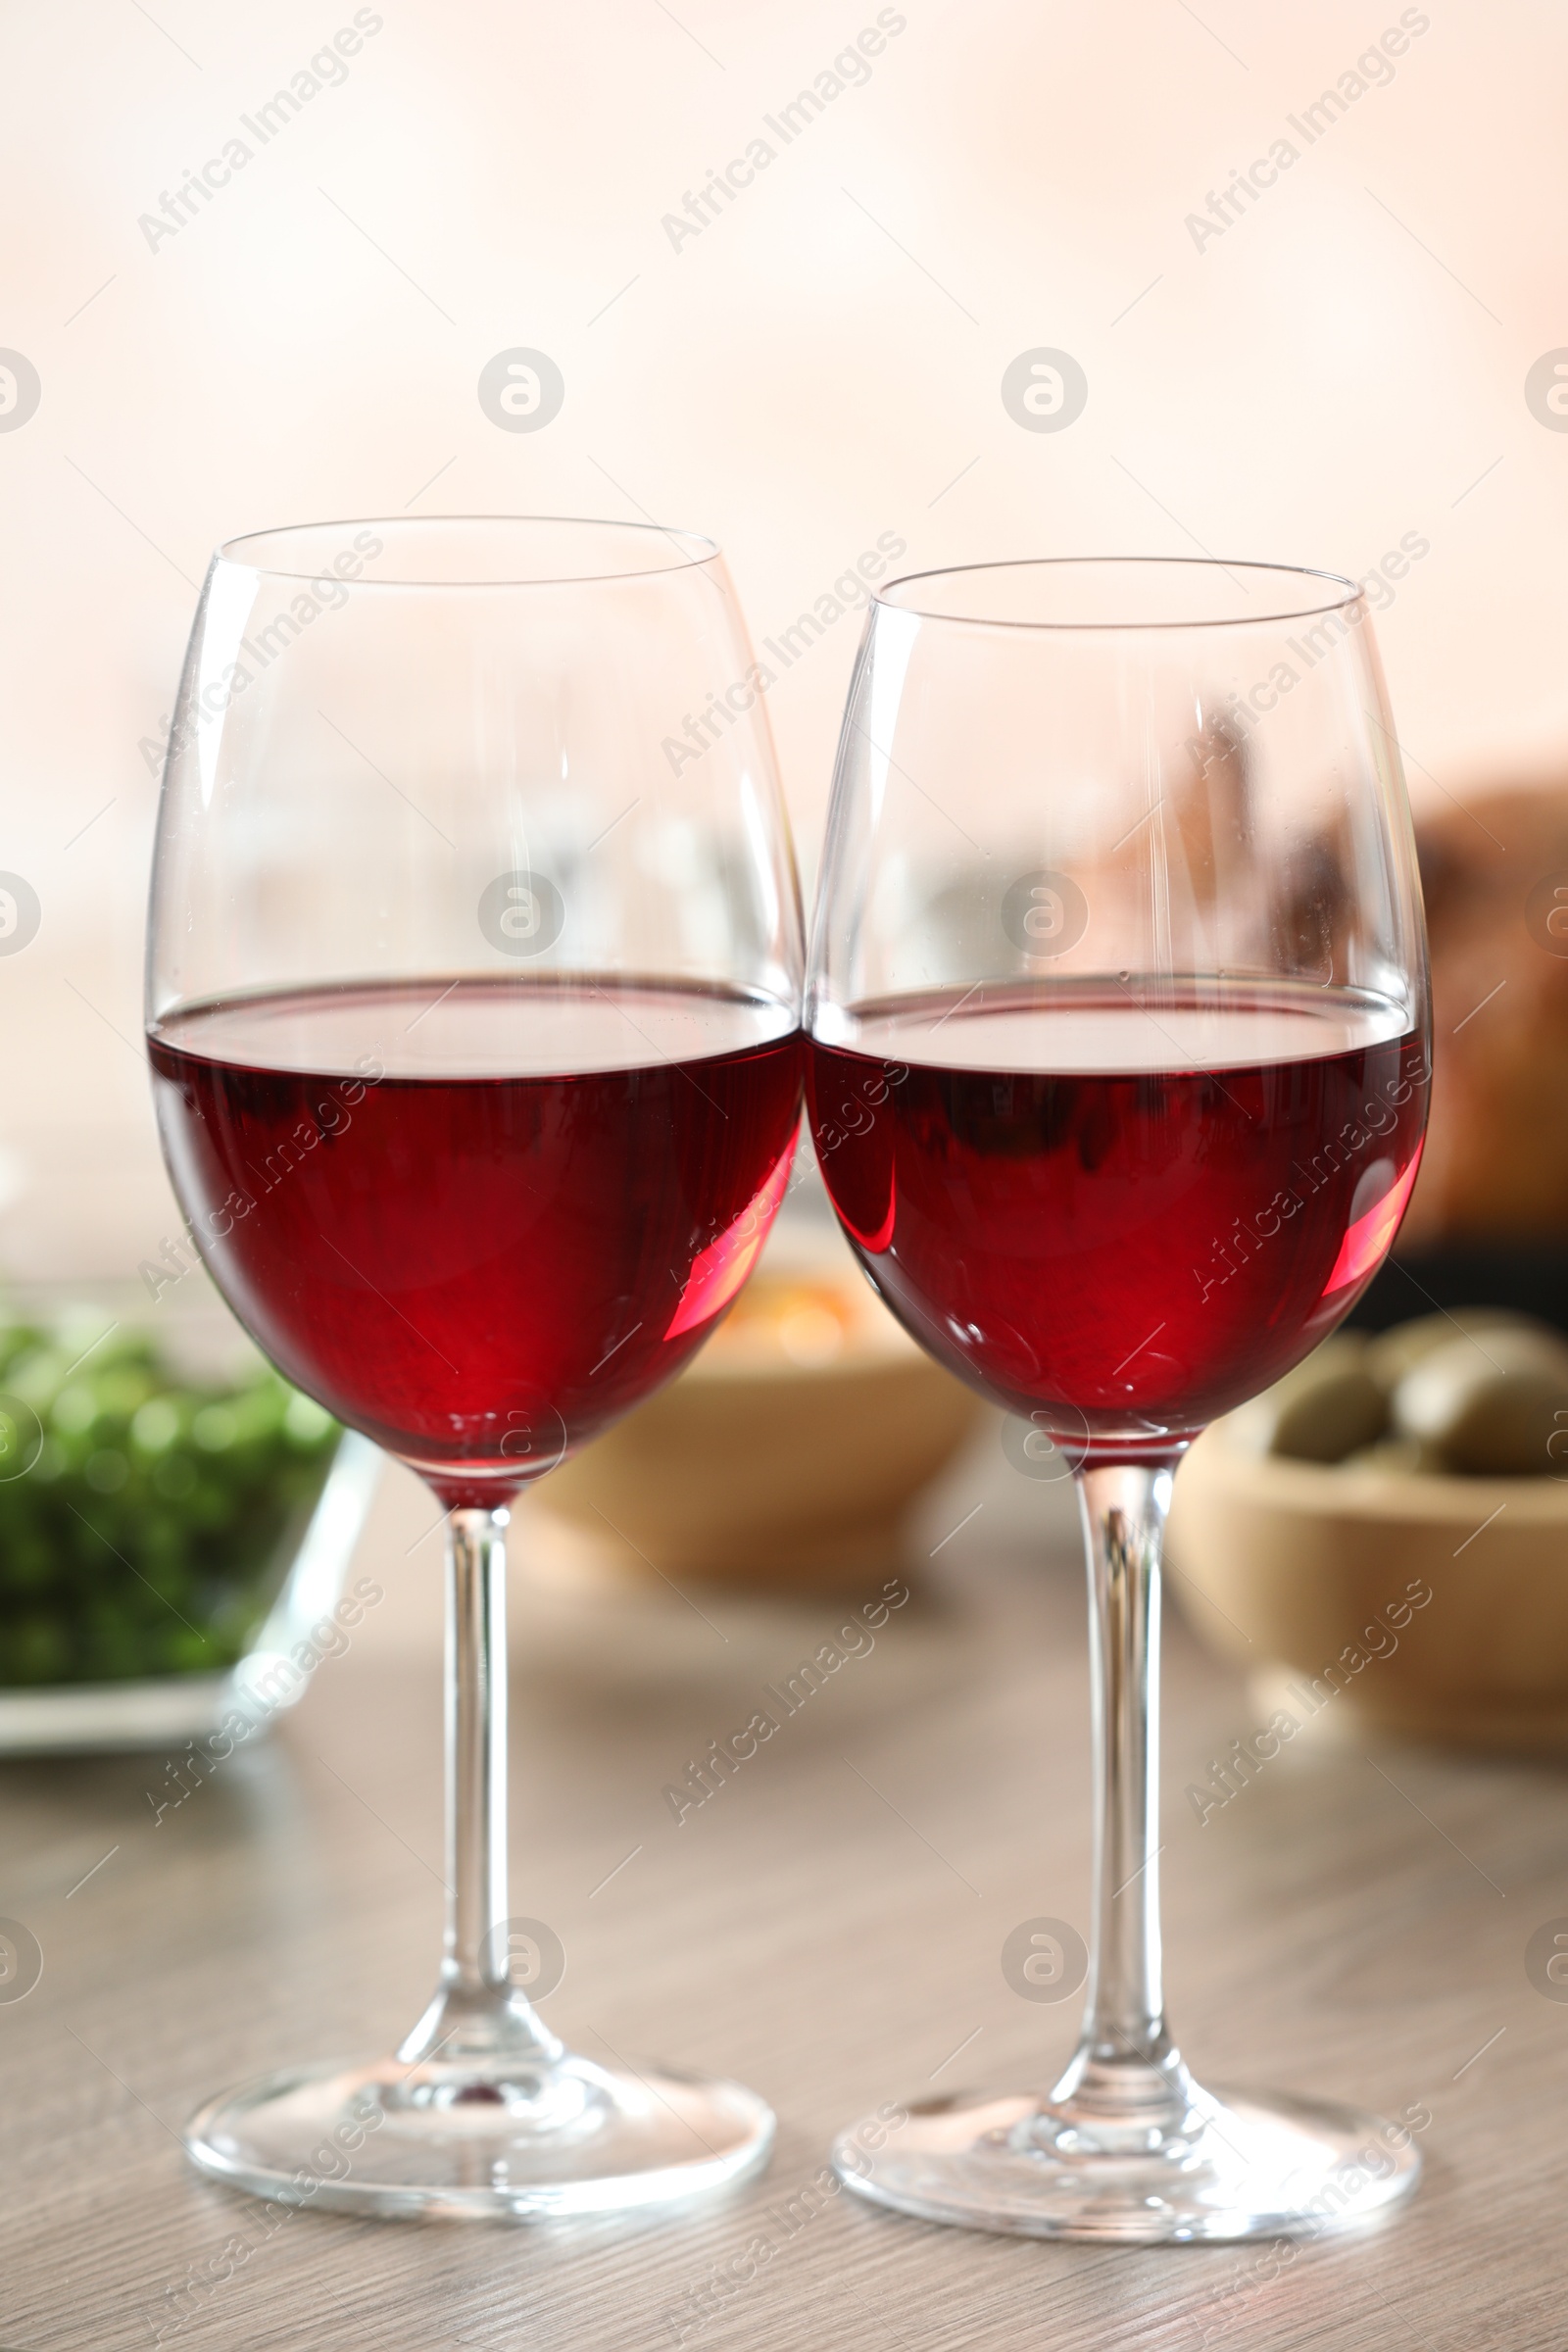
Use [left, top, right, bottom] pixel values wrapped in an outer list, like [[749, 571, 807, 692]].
[[146, 515, 804, 2218], [807, 556, 1431, 2242]]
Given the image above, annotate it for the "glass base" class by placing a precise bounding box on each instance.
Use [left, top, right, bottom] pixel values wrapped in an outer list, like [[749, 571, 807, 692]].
[[831, 2080, 1421, 2243], [186, 2048, 775, 2220]]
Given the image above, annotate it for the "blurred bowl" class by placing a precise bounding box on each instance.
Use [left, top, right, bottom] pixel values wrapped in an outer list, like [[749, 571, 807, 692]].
[[0, 1276, 379, 1754], [1166, 1415, 1568, 1750], [534, 1247, 982, 1592]]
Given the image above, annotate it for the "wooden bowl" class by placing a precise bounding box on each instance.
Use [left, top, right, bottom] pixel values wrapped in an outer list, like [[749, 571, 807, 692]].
[[532, 1249, 982, 1592], [1165, 1416, 1568, 1750]]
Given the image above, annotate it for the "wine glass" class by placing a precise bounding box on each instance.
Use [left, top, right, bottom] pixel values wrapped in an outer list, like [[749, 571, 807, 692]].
[[146, 515, 804, 2218], [807, 557, 1430, 2242]]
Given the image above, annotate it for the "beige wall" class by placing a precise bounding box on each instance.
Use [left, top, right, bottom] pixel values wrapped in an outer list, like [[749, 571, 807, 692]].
[[0, 0, 1563, 1271]]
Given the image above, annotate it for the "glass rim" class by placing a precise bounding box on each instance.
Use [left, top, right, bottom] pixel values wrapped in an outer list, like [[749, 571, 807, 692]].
[[874, 555, 1364, 633], [215, 514, 722, 589]]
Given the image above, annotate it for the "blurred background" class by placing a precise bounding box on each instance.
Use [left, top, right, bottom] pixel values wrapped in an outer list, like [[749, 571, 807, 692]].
[[5, 27, 1568, 2329], [2, 0, 1567, 1276], [3, 0, 1568, 1709]]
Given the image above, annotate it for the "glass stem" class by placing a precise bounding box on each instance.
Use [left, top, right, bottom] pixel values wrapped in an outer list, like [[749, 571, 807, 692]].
[[397, 1505, 562, 2072], [446, 1506, 513, 1996], [1052, 1464, 1193, 2132]]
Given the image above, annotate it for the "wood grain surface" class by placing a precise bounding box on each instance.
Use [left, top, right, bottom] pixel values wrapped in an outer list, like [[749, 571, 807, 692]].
[[0, 1440, 1558, 2352]]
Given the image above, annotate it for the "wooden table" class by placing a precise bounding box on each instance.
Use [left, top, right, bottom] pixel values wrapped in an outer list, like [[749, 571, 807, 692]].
[[1, 1436, 1559, 2352]]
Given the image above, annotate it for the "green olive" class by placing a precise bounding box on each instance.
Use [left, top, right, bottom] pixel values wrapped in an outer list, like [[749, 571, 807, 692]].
[[1232, 1337, 1389, 1463], [1365, 1308, 1544, 1391], [1338, 1437, 1440, 1476], [1393, 1329, 1568, 1476]]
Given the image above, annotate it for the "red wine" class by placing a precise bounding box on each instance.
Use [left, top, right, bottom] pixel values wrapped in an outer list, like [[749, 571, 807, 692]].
[[150, 978, 802, 1506], [808, 983, 1428, 1462]]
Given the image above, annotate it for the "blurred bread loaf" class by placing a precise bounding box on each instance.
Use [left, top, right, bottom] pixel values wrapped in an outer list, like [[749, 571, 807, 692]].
[[1402, 787, 1568, 1245]]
